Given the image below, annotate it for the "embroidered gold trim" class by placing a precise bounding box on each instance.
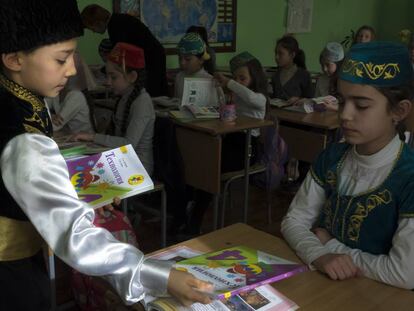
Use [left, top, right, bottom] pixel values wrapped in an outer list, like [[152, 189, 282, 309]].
[[400, 213, 414, 218], [310, 167, 324, 187], [0, 73, 44, 112], [0, 216, 43, 261], [342, 59, 400, 80], [24, 124, 43, 134]]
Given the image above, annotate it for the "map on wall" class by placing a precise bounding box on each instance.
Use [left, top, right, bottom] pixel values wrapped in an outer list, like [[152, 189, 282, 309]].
[[113, 0, 237, 53]]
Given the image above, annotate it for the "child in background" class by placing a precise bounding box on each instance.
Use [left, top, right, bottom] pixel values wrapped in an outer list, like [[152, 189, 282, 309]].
[[186, 25, 216, 74], [353, 25, 376, 44], [281, 42, 414, 289], [47, 51, 96, 134], [187, 52, 268, 236], [271, 35, 314, 103], [73, 43, 155, 176], [313, 42, 344, 111], [174, 32, 212, 99]]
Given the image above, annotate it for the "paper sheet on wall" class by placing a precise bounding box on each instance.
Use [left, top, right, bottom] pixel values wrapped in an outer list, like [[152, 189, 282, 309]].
[[286, 0, 313, 33]]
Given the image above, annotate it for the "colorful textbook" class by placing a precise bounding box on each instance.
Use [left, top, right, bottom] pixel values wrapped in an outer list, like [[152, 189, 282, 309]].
[[65, 144, 153, 209], [175, 245, 308, 300]]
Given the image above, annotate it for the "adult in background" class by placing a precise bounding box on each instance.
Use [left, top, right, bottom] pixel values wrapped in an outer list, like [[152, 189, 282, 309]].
[[81, 4, 168, 97]]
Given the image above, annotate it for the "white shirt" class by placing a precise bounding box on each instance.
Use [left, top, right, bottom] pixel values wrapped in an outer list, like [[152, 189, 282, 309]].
[[281, 135, 414, 289]]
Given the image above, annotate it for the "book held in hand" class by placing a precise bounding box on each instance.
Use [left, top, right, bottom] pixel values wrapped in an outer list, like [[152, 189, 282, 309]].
[[175, 245, 307, 300], [65, 144, 153, 209], [145, 245, 300, 311]]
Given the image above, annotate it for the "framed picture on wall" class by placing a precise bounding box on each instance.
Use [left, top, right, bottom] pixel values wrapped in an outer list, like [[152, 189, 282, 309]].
[[113, 0, 237, 54]]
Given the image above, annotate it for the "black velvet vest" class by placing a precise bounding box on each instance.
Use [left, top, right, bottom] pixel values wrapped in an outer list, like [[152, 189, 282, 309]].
[[0, 74, 53, 220]]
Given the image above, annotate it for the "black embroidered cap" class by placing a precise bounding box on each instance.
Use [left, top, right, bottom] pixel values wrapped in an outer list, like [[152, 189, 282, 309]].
[[0, 0, 84, 53]]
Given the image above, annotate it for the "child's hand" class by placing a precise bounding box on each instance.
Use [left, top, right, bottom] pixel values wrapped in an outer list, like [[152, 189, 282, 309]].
[[167, 269, 214, 306], [313, 253, 361, 280], [96, 197, 121, 216], [52, 114, 64, 126], [214, 72, 230, 88], [321, 99, 339, 112], [71, 132, 95, 142], [313, 227, 333, 245]]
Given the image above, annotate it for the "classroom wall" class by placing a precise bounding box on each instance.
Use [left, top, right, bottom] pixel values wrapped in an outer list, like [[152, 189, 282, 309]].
[[77, 0, 412, 72]]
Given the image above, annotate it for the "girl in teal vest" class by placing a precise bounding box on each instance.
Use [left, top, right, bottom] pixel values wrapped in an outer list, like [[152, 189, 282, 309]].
[[282, 41, 414, 289]]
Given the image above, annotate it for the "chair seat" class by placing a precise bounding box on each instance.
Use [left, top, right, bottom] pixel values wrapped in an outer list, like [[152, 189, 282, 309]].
[[221, 163, 266, 182]]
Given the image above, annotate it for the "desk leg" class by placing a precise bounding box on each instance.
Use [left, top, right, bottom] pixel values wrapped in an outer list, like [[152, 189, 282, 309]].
[[48, 247, 56, 311], [243, 129, 252, 223], [213, 194, 219, 230]]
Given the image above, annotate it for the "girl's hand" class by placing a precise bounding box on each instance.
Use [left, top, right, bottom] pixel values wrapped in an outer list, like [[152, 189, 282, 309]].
[[167, 269, 214, 306], [313, 227, 333, 245], [321, 99, 339, 112], [52, 114, 64, 126], [214, 72, 230, 88], [96, 197, 121, 216], [287, 96, 302, 105], [71, 132, 95, 142], [312, 253, 361, 281]]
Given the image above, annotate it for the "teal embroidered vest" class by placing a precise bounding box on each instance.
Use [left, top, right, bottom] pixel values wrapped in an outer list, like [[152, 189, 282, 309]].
[[311, 142, 414, 255]]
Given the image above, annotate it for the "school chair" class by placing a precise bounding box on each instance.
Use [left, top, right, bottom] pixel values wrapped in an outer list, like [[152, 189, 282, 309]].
[[122, 181, 167, 247]]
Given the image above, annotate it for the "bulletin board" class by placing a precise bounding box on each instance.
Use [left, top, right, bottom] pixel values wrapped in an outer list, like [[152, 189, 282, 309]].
[[113, 0, 237, 54]]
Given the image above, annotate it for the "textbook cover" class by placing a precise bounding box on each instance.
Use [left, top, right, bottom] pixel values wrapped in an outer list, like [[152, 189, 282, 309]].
[[175, 245, 308, 300], [65, 144, 153, 209]]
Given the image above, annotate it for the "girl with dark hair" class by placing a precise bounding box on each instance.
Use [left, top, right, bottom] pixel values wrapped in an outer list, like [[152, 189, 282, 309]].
[[186, 25, 216, 74], [73, 42, 155, 176], [282, 42, 414, 289], [271, 35, 313, 104]]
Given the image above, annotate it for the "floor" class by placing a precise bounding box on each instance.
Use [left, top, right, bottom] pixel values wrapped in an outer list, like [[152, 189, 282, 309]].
[[55, 181, 295, 310]]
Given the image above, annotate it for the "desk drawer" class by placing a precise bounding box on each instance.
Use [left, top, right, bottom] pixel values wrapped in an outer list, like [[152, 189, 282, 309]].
[[279, 125, 327, 162]]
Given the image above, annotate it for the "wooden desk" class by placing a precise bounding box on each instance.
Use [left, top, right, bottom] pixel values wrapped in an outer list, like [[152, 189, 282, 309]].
[[174, 116, 273, 228], [169, 223, 414, 311], [272, 108, 340, 163]]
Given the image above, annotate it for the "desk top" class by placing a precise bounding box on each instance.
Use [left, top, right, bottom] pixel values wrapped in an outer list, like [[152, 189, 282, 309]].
[[272, 107, 340, 130], [174, 115, 273, 135], [164, 223, 414, 311]]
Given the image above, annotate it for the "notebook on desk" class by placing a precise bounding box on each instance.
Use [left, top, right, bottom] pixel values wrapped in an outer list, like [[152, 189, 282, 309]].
[[181, 77, 219, 107]]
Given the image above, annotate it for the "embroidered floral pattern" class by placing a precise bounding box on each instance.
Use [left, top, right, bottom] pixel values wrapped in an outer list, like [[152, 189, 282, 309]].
[[342, 59, 400, 80]]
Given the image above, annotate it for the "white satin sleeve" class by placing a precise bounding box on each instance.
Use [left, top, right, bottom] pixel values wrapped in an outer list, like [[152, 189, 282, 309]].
[[324, 218, 414, 289], [281, 172, 332, 264], [0, 133, 173, 304]]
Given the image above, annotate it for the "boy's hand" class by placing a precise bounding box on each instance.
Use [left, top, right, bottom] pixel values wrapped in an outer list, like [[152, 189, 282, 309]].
[[313, 253, 361, 280], [167, 269, 214, 306], [214, 72, 230, 88], [71, 132, 95, 142]]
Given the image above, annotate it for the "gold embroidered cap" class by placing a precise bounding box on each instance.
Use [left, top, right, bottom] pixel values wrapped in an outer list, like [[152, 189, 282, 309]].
[[339, 41, 412, 87]]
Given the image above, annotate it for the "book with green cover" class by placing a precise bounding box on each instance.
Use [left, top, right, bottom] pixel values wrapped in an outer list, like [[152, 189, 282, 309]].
[[175, 245, 308, 300]]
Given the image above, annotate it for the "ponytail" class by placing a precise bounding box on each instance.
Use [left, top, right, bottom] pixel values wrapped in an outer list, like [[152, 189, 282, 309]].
[[294, 49, 306, 70]]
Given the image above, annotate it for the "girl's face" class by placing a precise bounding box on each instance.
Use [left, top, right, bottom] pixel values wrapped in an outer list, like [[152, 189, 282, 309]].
[[320, 60, 337, 76], [356, 29, 373, 43], [275, 45, 295, 68], [179, 54, 203, 75], [105, 61, 136, 95], [337, 79, 398, 155], [233, 66, 252, 88], [12, 39, 77, 97]]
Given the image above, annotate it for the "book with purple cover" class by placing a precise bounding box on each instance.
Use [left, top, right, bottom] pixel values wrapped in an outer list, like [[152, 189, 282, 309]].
[[175, 245, 308, 300]]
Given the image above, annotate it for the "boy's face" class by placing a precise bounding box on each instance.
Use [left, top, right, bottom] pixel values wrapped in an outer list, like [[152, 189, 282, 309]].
[[321, 60, 337, 76], [179, 54, 203, 75], [337, 79, 397, 155], [15, 39, 77, 97]]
